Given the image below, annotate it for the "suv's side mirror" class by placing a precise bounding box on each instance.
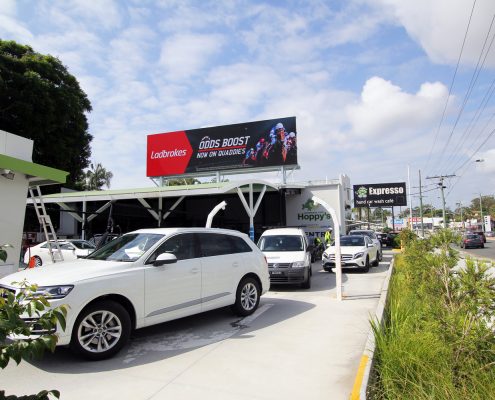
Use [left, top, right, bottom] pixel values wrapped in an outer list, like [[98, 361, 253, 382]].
[[153, 252, 178, 266], [367, 243, 374, 248]]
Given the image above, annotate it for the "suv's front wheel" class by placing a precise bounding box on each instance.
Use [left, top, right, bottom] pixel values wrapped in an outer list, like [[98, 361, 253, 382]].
[[231, 277, 260, 317], [70, 300, 131, 361]]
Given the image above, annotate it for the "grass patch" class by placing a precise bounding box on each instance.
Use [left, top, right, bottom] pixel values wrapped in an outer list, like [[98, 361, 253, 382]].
[[370, 229, 495, 399]]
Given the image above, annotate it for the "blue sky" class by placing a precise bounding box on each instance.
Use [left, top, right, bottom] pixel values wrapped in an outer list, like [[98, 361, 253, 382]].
[[1, 0, 495, 211]]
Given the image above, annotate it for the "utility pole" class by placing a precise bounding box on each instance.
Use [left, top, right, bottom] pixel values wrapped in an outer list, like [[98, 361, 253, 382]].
[[419, 170, 424, 237], [479, 193, 484, 232], [457, 201, 464, 231], [426, 174, 455, 229]]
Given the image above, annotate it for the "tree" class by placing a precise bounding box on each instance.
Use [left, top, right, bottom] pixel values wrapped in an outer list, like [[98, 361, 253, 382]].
[[0, 40, 92, 188], [166, 178, 200, 186], [0, 281, 68, 399], [468, 195, 495, 219], [78, 162, 113, 190]]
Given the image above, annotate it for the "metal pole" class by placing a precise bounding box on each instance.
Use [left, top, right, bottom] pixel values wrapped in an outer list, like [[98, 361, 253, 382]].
[[392, 207, 395, 231], [440, 178, 446, 228], [82, 201, 87, 240], [312, 196, 342, 301], [419, 170, 424, 237], [249, 184, 254, 240], [479, 193, 484, 232], [408, 165, 413, 229]]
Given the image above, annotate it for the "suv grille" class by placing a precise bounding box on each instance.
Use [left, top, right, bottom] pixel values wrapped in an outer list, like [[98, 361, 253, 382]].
[[328, 254, 353, 261]]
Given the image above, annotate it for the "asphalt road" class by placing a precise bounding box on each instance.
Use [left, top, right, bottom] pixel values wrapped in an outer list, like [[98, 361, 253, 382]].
[[458, 238, 495, 261], [0, 254, 393, 400]]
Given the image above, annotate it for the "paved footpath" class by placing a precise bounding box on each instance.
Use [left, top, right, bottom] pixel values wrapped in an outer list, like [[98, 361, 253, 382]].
[[0, 253, 394, 400]]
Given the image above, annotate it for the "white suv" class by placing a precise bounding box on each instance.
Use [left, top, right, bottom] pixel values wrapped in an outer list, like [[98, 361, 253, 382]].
[[348, 229, 383, 263], [0, 228, 269, 360], [322, 234, 378, 273]]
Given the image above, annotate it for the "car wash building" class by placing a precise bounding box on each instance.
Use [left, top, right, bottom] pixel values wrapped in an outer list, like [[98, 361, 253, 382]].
[[27, 117, 352, 243]]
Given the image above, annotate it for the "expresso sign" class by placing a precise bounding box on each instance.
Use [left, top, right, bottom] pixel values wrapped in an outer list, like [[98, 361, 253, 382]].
[[147, 117, 298, 177], [353, 182, 407, 207]]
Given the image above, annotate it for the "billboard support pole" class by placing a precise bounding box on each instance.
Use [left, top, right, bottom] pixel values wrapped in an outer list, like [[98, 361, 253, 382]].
[[392, 207, 395, 231], [312, 196, 343, 301]]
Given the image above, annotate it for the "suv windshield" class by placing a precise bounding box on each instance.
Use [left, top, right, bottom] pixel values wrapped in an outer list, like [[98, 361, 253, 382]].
[[258, 235, 304, 252], [86, 233, 164, 262], [350, 231, 375, 239]]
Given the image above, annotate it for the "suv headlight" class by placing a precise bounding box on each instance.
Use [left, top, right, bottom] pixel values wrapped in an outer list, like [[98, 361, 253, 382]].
[[32, 285, 74, 299], [353, 252, 364, 260], [291, 261, 305, 268]]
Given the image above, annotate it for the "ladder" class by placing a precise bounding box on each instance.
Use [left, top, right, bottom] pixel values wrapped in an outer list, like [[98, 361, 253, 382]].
[[29, 186, 64, 264]]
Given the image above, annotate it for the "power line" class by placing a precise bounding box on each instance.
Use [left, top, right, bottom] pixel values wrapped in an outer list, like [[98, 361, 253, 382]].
[[436, 10, 495, 174], [424, 0, 478, 174], [440, 15, 495, 174]]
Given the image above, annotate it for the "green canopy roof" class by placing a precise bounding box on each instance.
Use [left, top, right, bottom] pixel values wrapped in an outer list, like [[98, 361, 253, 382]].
[[0, 153, 68, 186]]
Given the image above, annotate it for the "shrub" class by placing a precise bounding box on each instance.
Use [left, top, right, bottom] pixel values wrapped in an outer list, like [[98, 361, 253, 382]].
[[0, 280, 68, 399], [371, 229, 495, 399]]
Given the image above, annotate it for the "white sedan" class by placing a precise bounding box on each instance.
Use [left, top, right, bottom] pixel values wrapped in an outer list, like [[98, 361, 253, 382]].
[[322, 235, 379, 273], [23, 239, 96, 267]]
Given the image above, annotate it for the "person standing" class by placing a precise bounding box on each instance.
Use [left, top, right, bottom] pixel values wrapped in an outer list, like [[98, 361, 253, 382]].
[[324, 228, 333, 246]]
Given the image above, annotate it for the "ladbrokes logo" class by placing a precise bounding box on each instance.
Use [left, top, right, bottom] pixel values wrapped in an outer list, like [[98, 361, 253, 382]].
[[147, 131, 192, 177], [150, 149, 188, 159]]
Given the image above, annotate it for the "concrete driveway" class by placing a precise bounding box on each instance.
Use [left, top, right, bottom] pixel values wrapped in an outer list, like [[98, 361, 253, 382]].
[[0, 253, 394, 400]]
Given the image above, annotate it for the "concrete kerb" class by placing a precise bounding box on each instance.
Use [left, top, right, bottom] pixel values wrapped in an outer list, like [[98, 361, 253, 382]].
[[350, 255, 396, 399]]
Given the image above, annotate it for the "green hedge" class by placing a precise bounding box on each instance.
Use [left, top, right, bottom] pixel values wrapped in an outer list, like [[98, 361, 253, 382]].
[[370, 229, 495, 399]]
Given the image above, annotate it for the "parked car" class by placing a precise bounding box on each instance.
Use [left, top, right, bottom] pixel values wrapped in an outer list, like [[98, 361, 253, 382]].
[[257, 227, 312, 289], [485, 231, 495, 237], [460, 233, 484, 249], [2, 228, 269, 360], [348, 229, 383, 261], [375, 232, 393, 247], [23, 239, 96, 267], [322, 235, 378, 273]]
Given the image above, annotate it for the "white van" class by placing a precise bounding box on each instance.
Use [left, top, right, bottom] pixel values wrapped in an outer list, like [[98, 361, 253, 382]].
[[257, 228, 312, 289]]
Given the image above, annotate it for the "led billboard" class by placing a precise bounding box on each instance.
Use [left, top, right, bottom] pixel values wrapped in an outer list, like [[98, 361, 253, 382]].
[[147, 117, 298, 177], [353, 182, 407, 207]]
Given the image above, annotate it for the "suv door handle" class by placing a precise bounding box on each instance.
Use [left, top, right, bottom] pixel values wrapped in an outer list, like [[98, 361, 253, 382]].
[[190, 267, 200, 274], [232, 262, 239, 267]]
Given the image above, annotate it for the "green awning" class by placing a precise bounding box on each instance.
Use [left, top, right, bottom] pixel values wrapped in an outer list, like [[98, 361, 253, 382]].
[[0, 153, 68, 186]]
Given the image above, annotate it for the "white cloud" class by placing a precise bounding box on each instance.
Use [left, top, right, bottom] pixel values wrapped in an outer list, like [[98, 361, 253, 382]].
[[107, 26, 157, 82], [374, 0, 495, 67], [346, 76, 449, 139], [0, 15, 33, 43], [477, 148, 495, 173], [158, 33, 225, 79], [53, 0, 123, 31], [0, 0, 17, 16]]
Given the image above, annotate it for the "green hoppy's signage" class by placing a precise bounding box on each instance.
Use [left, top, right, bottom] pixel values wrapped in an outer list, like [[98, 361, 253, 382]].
[[298, 198, 330, 222]]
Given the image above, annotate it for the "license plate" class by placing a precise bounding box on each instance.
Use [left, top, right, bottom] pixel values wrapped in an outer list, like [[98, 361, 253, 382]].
[[270, 271, 282, 275]]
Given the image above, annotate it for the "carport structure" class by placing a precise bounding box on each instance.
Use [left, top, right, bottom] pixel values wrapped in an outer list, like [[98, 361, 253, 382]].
[[28, 179, 304, 241]]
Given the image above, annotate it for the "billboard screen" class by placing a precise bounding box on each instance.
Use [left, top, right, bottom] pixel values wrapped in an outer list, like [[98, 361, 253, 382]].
[[147, 117, 298, 177], [353, 182, 407, 207]]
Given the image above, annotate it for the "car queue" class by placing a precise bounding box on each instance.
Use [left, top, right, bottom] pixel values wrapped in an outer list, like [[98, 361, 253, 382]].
[[2, 225, 392, 361]]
